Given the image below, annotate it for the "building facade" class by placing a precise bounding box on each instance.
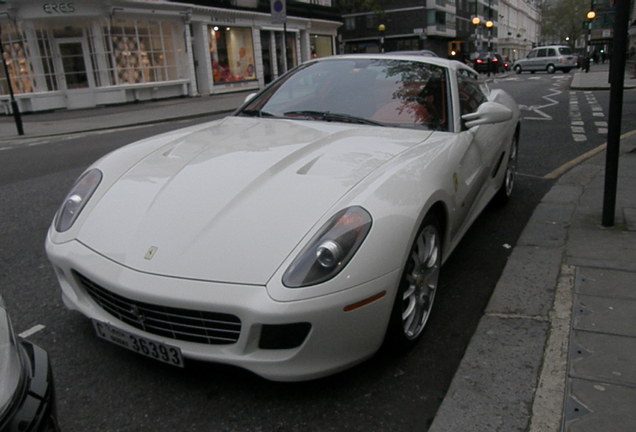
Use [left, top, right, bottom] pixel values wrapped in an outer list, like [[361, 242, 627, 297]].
[[339, 0, 540, 63], [0, 0, 340, 113], [340, 0, 458, 57], [497, 0, 540, 61], [587, 0, 615, 58]]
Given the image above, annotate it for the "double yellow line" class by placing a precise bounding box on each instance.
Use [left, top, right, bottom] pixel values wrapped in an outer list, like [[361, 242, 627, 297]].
[[543, 129, 636, 179]]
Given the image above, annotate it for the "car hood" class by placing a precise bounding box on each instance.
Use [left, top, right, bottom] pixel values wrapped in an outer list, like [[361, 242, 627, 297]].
[[77, 116, 432, 285]]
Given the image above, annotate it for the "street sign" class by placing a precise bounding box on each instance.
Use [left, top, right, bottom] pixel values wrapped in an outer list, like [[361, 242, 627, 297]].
[[271, 0, 286, 24]]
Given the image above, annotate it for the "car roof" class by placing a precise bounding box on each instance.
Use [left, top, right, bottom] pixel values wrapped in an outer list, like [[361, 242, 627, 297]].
[[314, 53, 467, 72]]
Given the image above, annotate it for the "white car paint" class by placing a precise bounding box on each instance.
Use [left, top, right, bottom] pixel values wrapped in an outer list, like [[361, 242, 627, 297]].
[[46, 55, 520, 381]]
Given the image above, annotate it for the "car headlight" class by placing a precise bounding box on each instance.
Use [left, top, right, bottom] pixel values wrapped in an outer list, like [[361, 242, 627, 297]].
[[54, 168, 102, 232], [283, 206, 372, 288]]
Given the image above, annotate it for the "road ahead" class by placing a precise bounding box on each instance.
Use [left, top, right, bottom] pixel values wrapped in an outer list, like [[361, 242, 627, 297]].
[[1, 75, 634, 431]]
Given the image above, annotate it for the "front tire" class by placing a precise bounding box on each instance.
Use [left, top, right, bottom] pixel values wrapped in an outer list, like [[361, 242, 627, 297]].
[[385, 213, 442, 349], [494, 132, 519, 205], [514, 65, 522, 74]]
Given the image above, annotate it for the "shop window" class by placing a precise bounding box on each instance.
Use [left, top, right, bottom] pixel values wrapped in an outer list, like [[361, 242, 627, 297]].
[[285, 32, 297, 69], [310, 35, 333, 58], [0, 28, 36, 95], [35, 29, 59, 91], [209, 26, 256, 83], [85, 25, 113, 87], [104, 18, 186, 85]]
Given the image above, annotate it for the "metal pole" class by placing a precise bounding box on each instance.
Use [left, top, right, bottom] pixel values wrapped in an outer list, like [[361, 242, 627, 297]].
[[0, 25, 24, 136], [602, 0, 629, 227], [378, 24, 385, 54], [282, 22, 287, 74]]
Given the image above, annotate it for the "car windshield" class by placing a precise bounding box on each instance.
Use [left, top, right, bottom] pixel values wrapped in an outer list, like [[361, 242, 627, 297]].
[[239, 58, 450, 131]]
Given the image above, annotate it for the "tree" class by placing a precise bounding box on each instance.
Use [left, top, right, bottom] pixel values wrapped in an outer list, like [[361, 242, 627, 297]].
[[540, 0, 590, 46]]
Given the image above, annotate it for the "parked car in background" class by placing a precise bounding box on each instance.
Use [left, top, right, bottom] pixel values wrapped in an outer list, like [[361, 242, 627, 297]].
[[512, 45, 577, 74], [0, 295, 59, 431], [472, 52, 505, 73], [46, 54, 520, 382]]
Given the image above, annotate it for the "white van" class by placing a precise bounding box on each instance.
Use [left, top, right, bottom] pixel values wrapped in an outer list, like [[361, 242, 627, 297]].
[[512, 45, 577, 74]]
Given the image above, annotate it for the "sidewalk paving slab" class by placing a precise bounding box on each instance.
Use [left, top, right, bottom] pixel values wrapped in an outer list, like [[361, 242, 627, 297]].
[[430, 118, 636, 430]]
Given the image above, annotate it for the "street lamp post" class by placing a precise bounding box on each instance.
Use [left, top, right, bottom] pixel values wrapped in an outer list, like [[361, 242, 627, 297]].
[[586, 9, 596, 55], [485, 19, 494, 75], [471, 16, 481, 60], [0, 25, 24, 136], [378, 24, 386, 53]]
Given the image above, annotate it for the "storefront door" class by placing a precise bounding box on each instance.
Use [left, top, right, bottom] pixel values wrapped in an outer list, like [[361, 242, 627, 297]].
[[56, 38, 95, 108], [57, 38, 93, 89]]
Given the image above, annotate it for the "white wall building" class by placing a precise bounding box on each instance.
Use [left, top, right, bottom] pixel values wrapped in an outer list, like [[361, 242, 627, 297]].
[[0, 0, 340, 113], [497, 0, 541, 61]]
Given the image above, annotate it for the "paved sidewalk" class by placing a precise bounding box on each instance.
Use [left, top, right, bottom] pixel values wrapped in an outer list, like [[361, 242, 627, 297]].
[[2, 63, 636, 431], [0, 91, 251, 141], [430, 64, 636, 431], [571, 61, 636, 90]]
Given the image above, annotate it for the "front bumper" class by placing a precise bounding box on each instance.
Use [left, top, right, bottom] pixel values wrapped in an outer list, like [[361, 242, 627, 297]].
[[46, 238, 399, 381]]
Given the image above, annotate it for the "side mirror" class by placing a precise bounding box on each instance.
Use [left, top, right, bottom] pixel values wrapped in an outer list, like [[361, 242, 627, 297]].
[[461, 101, 512, 128], [244, 93, 257, 103]]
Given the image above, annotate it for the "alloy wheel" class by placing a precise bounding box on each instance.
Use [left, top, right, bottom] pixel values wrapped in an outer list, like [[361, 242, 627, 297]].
[[401, 222, 441, 340]]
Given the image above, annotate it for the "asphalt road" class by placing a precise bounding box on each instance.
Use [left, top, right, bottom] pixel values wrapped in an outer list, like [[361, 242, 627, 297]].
[[1, 76, 634, 431]]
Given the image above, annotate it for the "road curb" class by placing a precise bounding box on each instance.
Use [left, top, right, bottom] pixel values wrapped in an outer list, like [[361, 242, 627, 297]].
[[0, 108, 237, 145], [429, 129, 636, 431]]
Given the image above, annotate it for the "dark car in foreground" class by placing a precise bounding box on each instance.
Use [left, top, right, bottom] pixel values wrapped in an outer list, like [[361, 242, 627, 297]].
[[0, 296, 59, 432], [472, 52, 505, 73]]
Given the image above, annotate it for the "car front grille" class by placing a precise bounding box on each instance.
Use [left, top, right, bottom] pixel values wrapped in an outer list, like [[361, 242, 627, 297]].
[[74, 271, 241, 345]]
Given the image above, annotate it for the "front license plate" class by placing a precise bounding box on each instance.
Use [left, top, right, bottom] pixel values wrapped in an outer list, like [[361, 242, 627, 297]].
[[92, 320, 184, 367]]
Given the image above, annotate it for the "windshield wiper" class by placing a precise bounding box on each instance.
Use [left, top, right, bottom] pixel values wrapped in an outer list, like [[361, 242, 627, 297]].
[[240, 109, 277, 118], [283, 110, 384, 126]]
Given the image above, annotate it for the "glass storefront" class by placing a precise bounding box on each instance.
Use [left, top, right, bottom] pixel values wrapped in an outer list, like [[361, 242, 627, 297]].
[[209, 26, 256, 83], [1, 18, 187, 97], [285, 32, 298, 69], [259, 30, 298, 85], [105, 18, 186, 85], [0, 28, 35, 95], [311, 34, 333, 58], [0, 0, 338, 112], [58, 40, 90, 89]]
